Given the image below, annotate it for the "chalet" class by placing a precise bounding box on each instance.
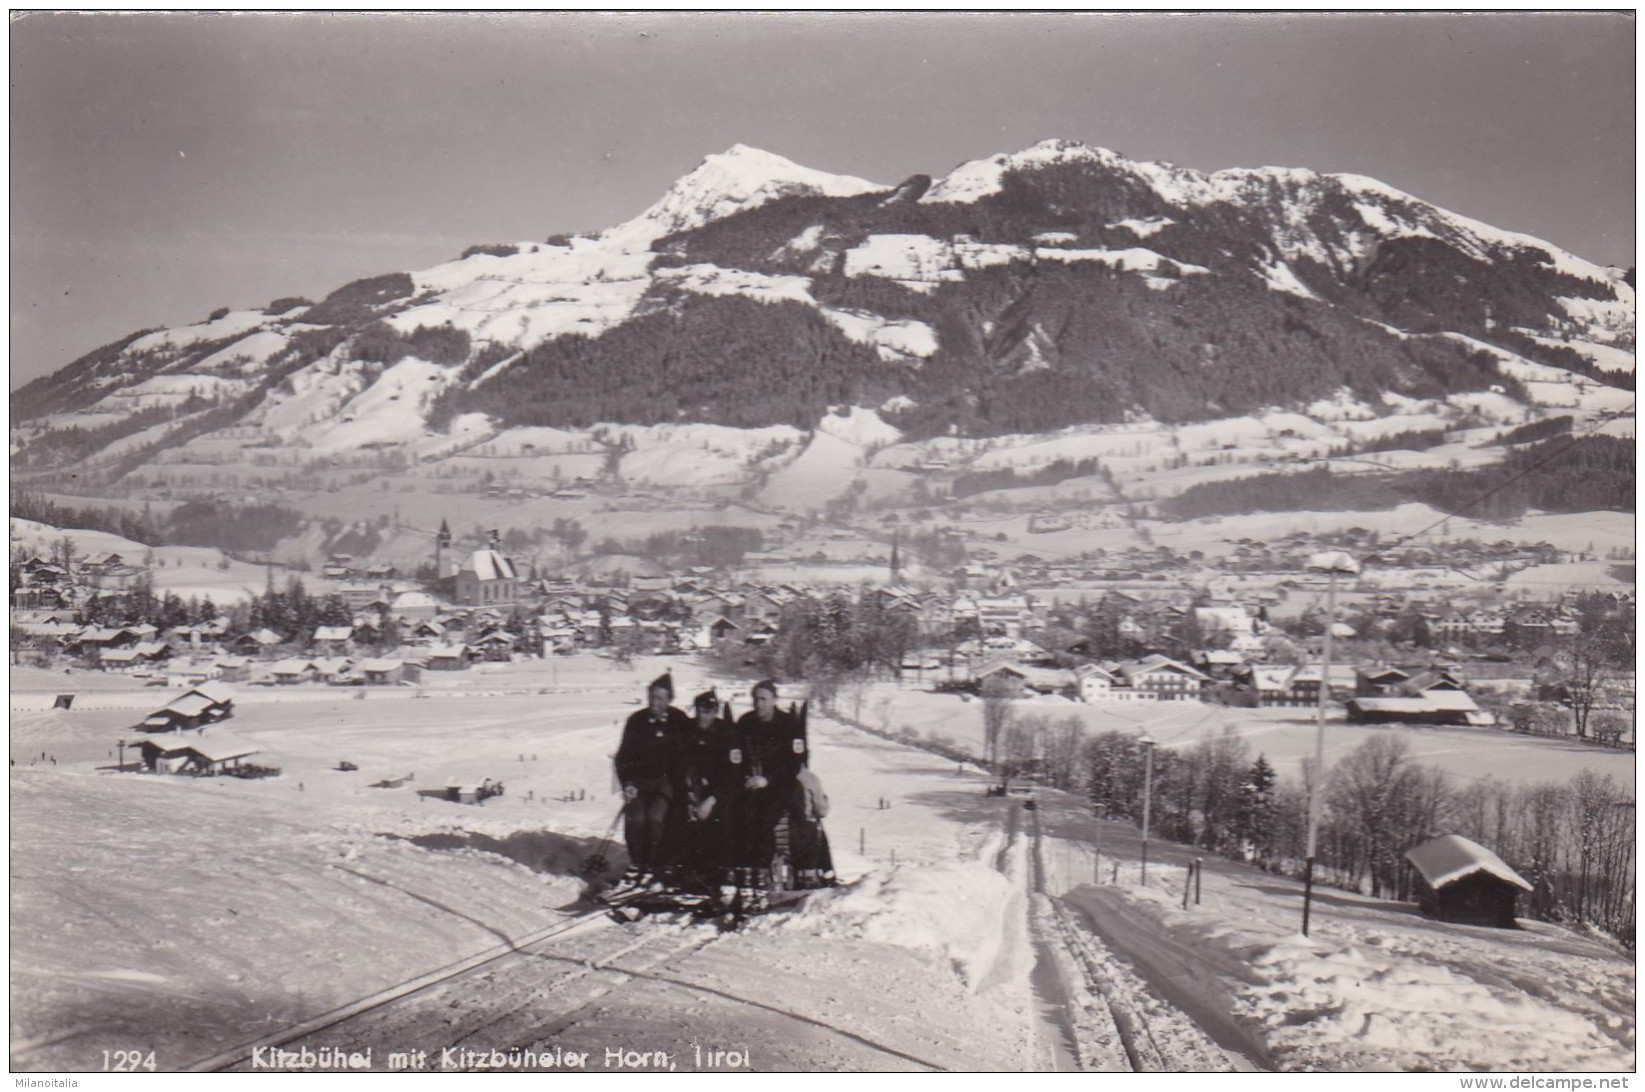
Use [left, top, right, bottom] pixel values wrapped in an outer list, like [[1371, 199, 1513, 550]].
[[410, 619, 448, 643], [311, 657, 355, 682], [338, 583, 383, 610], [1194, 606, 1258, 639], [1250, 666, 1296, 707], [232, 628, 285, 655], [1118, 655, 1210, 702], [213, 656, 251, 682], [358, 657, 416, 685], [1283, 664, 1358, 707], [1191, 649, 1246, 679], [1075, 664, 1120, 703], [704, 615, 742, 642], [391, 591, 439, 621], [98, 647, 145, 670], [133, 731, 260, 776], [139, 682, 235, 732], [540, 627, 577, 655], [1406, 834, 1532, 928], [1355, 666, 1412, 697], [311, 625, 354, 652], [976, 663, 1029, 695], [456, 549, 519, 606], [269, 659, 322, 685], [742, 592, 785, 627], [978, 662, 1070, 696], [976, 595, 1033, 638], [471, 630, 516, 661], [74, 627, 136, 655], [425, 644, 474, 671]]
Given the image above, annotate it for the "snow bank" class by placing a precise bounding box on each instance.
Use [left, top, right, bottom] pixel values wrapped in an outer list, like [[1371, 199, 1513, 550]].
[[784, 859, 1020, 995], [1241, 934, 1633, 1071]]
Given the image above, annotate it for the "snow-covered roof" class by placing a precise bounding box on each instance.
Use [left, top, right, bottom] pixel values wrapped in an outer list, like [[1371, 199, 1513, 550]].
[[1418, 689, 1481, 713], [461, 549, 518, 582], [1406, 834, 1531, 893], [313, 625, 354, 642], [161, 693, 215, 718], [184, 682, 236, 704]]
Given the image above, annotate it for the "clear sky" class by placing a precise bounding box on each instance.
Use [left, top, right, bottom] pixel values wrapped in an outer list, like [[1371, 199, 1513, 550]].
[[9, 10, 1635, 390]]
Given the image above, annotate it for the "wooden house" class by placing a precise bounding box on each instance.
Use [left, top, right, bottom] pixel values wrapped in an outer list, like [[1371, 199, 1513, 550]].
[[1405, 834, 1532, 928]]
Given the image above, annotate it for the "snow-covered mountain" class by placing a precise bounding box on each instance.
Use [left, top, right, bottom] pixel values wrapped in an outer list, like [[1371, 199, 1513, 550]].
[[11, 140, 1634, 492]]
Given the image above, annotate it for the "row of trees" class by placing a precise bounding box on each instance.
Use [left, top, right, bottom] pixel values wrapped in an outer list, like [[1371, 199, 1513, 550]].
[[719, 588, 921, 701], [1167, 436, 1635, 521], [1067, 727, 1634, 942]]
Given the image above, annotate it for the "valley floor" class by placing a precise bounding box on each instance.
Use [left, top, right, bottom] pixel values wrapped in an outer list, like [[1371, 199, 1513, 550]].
[[8, 656, 1634, 1080]]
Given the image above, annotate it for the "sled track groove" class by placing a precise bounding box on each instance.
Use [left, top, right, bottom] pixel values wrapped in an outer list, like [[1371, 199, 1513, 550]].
[[1028, 809, 1240, 1073], [191, 898, 949, 1073], [1024, 807, 1141, 1071], [184, 900, 668, 1072]]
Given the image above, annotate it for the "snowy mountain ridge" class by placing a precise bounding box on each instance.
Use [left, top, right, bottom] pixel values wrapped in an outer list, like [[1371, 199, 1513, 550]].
[[10, 141, 1634, 499]]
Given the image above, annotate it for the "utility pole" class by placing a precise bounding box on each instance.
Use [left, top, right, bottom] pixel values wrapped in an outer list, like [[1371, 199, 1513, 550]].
[[1139, 730, 1156, 885], [1302, 550, 1359, 936], [1092, 801, 1105, 883]]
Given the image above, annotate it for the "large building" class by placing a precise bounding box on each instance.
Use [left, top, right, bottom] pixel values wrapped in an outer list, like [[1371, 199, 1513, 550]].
[[455, 550, 519, 606]]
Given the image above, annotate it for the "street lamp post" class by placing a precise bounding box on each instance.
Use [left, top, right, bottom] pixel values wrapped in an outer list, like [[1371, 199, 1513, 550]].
[[1302, 550, 1359, 936], [1139, 730, 1157, 885]]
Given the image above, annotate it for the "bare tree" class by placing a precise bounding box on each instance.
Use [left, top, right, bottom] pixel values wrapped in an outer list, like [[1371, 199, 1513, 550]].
[[1560, 632, 1609, 739], [1041, 714, 1087, 792], [979, 676, 1018, 767]]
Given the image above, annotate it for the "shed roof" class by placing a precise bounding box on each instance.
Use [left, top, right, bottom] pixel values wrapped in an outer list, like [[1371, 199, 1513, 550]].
[[1406, 834, 1532, 893]]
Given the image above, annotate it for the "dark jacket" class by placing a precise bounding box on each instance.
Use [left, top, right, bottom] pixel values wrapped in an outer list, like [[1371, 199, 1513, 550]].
[[674, 716, 739, 807], [616, 705, 692, 785], [734, 707, 805, 791]]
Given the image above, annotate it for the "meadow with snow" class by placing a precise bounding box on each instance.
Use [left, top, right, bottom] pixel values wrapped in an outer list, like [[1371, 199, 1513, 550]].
[[8, 654, 1632, 1074]]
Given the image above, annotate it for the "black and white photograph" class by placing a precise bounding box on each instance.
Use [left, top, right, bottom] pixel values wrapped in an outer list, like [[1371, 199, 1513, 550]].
[[9, 9, 1636, 1080]]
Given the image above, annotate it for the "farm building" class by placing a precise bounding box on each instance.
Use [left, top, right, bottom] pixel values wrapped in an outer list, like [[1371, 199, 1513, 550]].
[[137, 682, 236, 732], [1345, 691, 1488, 727], [132, 731, 261, 776], [1406, 834, 1532, 928]]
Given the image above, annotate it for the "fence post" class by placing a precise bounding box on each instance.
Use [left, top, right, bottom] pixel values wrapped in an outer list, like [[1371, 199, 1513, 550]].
[[1183, 865, 1192, 910], [1195, 857, 1203, 905]]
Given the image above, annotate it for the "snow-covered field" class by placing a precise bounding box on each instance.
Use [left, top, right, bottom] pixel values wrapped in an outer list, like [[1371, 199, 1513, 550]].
[[836, 682, 1636, 789], [9, 655, 1632, 1077]]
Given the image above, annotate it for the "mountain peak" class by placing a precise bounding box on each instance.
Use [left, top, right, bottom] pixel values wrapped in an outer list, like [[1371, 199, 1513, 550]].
[[603, 144, 885, 248]]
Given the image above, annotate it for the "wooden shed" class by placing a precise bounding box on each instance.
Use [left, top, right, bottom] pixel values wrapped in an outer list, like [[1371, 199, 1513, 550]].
[[1406, 834, 1532, 928]]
